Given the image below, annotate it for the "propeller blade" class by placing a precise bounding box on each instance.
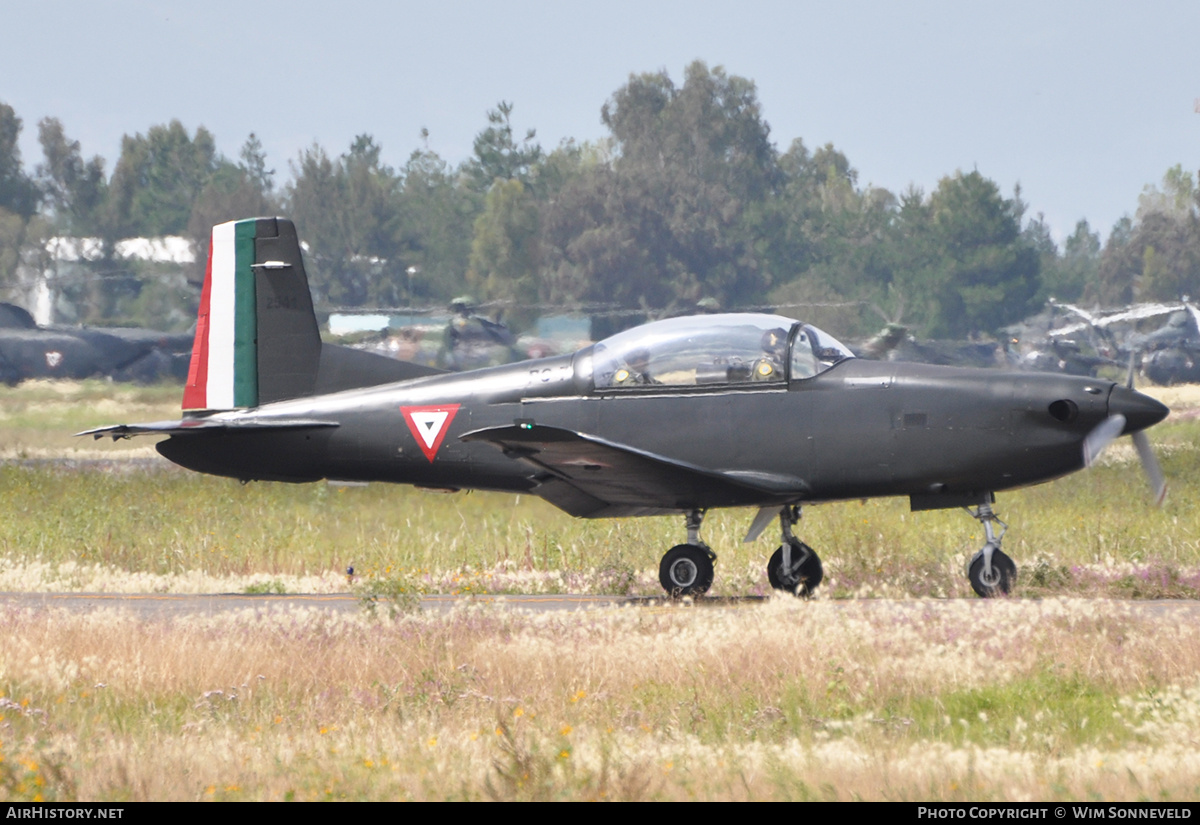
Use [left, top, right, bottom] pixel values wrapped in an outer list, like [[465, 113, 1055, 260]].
[[1131, 429, 1167, 506], [1083, 414, 1126, 467]]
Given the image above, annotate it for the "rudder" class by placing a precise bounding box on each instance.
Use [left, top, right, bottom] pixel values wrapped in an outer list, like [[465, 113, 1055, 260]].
[[183, 218, 320, 411]]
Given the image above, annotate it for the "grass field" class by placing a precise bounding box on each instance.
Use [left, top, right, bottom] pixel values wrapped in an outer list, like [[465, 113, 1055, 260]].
[[1, 379, 1198, 599], [2, 379, 1199, 801], [3, 598, 1199, 800]]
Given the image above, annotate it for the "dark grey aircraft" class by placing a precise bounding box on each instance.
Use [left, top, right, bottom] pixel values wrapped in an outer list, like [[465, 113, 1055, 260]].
[[0, 302, 193, 385], [83, 218, 1170, 599]]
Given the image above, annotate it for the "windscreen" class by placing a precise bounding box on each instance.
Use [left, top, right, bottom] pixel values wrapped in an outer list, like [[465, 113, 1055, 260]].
[[592, 314, 801, 388], [790, 324, 855, 379]]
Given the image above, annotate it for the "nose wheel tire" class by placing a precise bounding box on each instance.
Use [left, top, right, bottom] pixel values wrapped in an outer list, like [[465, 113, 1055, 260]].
[[659, 544, 715, 597], [767, 540, 823, 596], [968, 548, 1016, 597]]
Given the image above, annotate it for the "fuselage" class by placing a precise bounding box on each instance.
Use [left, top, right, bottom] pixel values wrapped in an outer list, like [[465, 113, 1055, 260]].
[[155, 346, 1167, 515]]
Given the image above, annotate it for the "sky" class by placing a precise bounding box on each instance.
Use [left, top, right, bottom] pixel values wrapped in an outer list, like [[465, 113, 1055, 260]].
[[2, 0, 1197, 242]]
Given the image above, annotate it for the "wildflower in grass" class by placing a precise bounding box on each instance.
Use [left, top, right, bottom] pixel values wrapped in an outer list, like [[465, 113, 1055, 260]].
[[560, 725, 573, 736]]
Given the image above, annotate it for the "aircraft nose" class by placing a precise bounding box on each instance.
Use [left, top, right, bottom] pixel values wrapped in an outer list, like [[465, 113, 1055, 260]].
[[1108, 385, 1169, 433]]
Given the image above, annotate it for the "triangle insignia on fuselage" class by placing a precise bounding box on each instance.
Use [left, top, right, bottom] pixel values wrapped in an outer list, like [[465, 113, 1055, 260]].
[[401, 404, 460, 462]]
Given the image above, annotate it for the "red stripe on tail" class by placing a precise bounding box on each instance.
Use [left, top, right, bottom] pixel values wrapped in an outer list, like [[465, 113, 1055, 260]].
[[182, 240, 216, 410]]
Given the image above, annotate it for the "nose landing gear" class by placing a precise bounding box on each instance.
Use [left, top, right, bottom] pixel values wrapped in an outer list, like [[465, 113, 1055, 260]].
[[766, 505, 823, 596], [964, 498, 1016, 597]]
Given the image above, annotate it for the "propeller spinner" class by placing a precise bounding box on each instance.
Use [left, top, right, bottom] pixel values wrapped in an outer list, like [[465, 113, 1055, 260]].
[[1082, 361, 1168, 505]]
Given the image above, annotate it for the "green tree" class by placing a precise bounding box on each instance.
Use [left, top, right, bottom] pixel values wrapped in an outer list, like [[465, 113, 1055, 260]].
[[891, 172, 1040, 338], [188, 133, 276, 247], [1039, 219, 1099, 304], [392, 147, 477, 304], [1097, 166, 1200, 303], [238, 132, 274, 196], [1137, 164, 1196, 219], [287, 135, 403, 306], [35, 117, 107, 234], [1127, 212, 1199, 301], [462, 104, 556, 317], [186, 161, 273, 278], [757, 139, 900, 335], [0, 103, 38, 219], [463, 102, 543, 193], [0, 103, 41, 297], [467, 177, 540, 319], [106, 120, 219, 238], [542, 61, 778, 311], [1095, 216, 1137, 304]]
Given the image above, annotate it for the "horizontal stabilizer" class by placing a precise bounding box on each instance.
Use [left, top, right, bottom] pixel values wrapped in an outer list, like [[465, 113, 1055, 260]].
[[78, 418, 338, 440], [462, 423, 794, 514]]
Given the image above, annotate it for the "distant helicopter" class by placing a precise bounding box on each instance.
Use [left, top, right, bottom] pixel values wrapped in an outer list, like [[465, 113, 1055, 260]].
[[1039, 301, 1200, 385]]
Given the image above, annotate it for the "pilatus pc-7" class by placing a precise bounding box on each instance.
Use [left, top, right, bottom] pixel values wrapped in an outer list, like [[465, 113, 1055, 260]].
[[84, 218, 1170, 598]]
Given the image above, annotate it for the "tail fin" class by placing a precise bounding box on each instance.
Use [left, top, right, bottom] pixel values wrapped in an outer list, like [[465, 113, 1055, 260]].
[[184, 218, 321, 411], [183, 217, 444, 412]]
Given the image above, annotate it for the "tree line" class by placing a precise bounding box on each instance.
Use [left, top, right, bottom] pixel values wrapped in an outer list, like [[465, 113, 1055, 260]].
[[2, 61, 1198, 337]]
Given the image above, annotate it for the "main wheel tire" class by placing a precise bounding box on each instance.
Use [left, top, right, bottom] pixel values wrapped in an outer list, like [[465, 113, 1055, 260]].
[[968, 547, 1017, 598], [659, 544, 714, 597], [767, 540, 823, 596]]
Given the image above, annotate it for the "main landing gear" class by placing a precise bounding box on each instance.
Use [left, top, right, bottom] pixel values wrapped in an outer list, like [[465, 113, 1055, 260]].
[[656, 506, 825, 599], [964, 498, 1016, 598], [658, 509, 716, 597]]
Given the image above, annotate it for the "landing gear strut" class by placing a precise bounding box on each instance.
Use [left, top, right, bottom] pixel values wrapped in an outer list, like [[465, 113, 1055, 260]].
[[965, 498, 1017, 597], [658, 509, 716, 597], [766, 505, 823, 597]]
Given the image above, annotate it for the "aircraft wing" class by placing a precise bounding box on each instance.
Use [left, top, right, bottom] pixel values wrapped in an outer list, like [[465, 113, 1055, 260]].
[[462, 424, 803, 518], [78, 418, 339, 440]]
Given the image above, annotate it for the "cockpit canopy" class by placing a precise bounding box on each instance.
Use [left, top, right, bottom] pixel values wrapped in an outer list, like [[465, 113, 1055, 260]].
[[592, 313, 854, 389]]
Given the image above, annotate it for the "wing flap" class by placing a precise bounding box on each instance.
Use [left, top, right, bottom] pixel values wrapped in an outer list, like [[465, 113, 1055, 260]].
[[462, 424, 799, 514]]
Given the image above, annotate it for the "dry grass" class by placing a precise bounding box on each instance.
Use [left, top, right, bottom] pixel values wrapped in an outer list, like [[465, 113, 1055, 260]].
[[2, 599, 1200, 801]]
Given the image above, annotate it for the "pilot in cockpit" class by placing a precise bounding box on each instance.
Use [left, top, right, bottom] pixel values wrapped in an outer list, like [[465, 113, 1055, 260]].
[[752, 327, 788, 381], [613, 347, 656, 385]]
